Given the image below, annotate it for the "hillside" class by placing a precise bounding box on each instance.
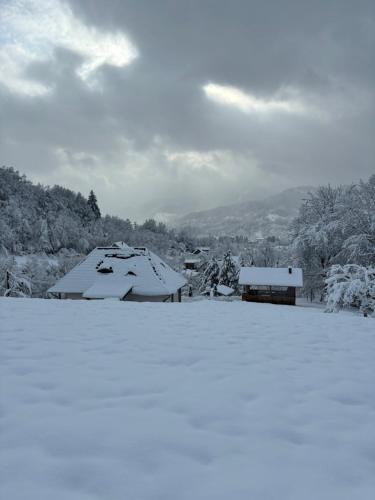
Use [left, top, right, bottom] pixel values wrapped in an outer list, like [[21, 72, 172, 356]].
[[0, 167, 176, 256], [2, 298, 374, 499], [175, 186, 315, 239]]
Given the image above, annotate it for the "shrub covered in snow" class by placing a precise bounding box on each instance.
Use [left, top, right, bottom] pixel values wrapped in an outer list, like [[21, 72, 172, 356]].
[[325, 264, 375, 316]]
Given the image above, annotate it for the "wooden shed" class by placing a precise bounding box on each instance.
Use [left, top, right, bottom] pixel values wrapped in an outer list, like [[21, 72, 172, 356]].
[[239, 266, 303, 305]]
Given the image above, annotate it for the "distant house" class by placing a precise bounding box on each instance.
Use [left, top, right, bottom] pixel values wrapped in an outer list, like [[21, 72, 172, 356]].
[[239, 266, 303, 305], [183, 257, 202, 271], [192, 247, 210, 256], [48, 242, 186, 302], [183, 248, 211, 271]]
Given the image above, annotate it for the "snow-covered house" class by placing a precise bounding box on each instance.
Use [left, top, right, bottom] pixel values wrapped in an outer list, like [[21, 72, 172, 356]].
[[183, 256, 202, 271], [239, 266, 303, 305], [192, 247, 210, 256], [48, 242, 187, 302], [183, 249, 211, 271]]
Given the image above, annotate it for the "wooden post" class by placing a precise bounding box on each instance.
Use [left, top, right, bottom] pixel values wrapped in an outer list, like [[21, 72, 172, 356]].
[[6, 270, 10, 291], [178, 288, 182, 302], [171, 294, 174, 302]]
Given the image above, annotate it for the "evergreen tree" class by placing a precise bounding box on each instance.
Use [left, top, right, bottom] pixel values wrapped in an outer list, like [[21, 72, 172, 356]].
[[87, 190, 101, 219], [142, 219, 158, 232], [218, 251, 239, 290]]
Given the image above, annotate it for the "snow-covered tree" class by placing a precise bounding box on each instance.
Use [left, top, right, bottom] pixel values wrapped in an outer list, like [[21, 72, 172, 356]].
[[339, 175, 375, 266], [87, 190, 101, 220], [199, 258, 220, 293], [292, 178, 375, 300], [3, 269, 32, 298], [325, 264, 375, 316], [218, 251, 239, 290], [199, 252, 240, 294], [37, 219, 52, 252]]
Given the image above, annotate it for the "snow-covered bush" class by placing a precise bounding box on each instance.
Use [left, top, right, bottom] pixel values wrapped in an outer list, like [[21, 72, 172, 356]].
[[325, 264, 375, 316]]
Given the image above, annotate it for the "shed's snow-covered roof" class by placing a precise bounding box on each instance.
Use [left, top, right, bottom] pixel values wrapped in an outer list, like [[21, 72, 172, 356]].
[[239, 267, 303, 287], [48, 245, 186, 297]]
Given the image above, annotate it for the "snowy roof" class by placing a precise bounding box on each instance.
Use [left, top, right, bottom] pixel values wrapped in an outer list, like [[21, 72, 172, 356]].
[[239, 267, 303, 287], [83, 279, 133, 300], [192, 247, 210, 254], [216, 284, 235, 296], [48, 245, 187, 298]]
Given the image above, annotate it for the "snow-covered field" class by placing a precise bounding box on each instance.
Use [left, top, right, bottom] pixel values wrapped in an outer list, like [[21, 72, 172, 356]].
[[1, 298, 374, 500]]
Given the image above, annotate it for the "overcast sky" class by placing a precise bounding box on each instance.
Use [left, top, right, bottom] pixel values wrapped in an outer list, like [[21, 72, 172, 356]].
[[0, 0, 374, 221]]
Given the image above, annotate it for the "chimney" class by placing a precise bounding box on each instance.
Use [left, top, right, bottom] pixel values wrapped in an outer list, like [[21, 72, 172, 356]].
[[288, 266, 292, 274]]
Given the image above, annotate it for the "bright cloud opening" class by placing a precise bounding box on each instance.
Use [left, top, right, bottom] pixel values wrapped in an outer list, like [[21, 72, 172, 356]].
[[0, 0, 138, 96], [203, 83, 307, 116]]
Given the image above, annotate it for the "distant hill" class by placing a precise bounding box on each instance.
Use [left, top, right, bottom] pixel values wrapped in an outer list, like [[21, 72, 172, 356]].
[[175, 186, 315, 240]]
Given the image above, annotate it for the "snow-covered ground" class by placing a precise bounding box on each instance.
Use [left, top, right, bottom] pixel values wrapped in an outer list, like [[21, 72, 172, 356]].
[[1, 298, 374, 500]]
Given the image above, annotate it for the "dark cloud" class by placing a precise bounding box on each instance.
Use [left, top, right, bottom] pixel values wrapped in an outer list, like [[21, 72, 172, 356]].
[[0, 0, 374, 221]]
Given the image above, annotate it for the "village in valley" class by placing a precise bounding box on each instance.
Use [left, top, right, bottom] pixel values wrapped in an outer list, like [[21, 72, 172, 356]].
[[46, 240, 303, 306], [1, 167, 374, 314]]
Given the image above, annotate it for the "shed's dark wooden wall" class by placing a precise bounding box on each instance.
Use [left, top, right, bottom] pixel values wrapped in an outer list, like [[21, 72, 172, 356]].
[[242, 286, 296, 305]]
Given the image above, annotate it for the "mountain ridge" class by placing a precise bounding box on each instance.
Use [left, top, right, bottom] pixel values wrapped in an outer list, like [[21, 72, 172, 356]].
[[174, 186, 315, 239]]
